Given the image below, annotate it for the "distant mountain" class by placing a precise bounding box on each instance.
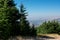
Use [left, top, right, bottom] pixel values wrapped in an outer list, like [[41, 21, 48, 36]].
[[29, 19, 45, 27], [29, 18, 60, 27], [55, 18, 60, 22]]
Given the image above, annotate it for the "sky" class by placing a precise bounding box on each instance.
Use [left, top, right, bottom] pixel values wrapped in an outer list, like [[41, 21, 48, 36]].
[[14, 0, 60, 20]]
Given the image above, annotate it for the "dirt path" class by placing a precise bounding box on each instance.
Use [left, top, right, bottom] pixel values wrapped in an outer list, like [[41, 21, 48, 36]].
[[9, 34, 60, 40], [37, 34, 60, 40], [54, 36, 60, 40]]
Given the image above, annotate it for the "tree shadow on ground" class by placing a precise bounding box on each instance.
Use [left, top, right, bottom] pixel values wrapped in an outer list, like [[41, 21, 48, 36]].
[[38, 35, 55, 39], [8, 36, 55, 40]]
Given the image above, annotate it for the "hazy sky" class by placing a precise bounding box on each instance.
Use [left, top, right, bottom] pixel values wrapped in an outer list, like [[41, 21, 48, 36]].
[[14, 0, 60, 20]]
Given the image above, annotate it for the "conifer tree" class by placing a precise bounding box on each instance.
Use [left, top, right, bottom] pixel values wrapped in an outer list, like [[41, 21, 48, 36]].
[[20, 4, 31, 36], [31, 24, 37, 36], [0, 0, 20, 39], [7, 0, 21, 36]]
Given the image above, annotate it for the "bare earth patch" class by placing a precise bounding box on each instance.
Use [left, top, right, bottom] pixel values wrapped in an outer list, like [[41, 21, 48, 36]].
[[38, 34, 60, 40]]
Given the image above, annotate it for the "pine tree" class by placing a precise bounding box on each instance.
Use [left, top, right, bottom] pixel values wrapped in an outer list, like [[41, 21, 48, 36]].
[[20, 4, 31, 36], [7, 0, 21, 36], [0, 0, 20, 39], [31, 24, 37, 36], [0, 0, 11, 39]]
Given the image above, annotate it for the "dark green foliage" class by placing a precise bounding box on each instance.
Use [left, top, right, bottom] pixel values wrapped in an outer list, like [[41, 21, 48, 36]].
[[6, 0, 20, 36], [0, 0, 11, 39], [20, 4, 31, 36], [0, 0, 20, 39], [37, 20, 60, 34], [20, 4, 37, 36], [20, 4, 29, 36], [31, 24, 37, 36], [0, 0, 37, 39]]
